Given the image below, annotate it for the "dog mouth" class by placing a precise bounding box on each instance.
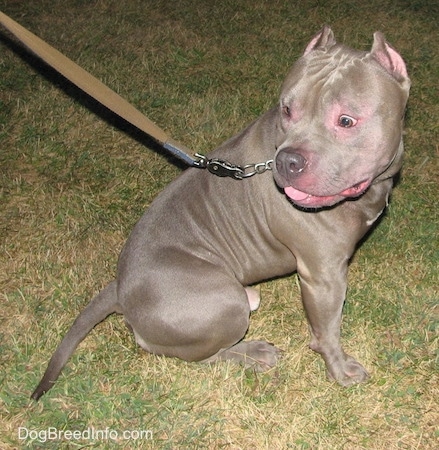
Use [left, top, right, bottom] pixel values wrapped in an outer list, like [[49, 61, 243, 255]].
[[284, 179, 371, 207]]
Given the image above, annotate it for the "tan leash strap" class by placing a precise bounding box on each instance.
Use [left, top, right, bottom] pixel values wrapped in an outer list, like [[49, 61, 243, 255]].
[[0, 11, 197, 165]]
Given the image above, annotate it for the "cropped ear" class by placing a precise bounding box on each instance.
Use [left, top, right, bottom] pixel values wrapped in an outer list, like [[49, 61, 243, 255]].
[[303, 25, 336, 55], [370, 32, 409, 82]]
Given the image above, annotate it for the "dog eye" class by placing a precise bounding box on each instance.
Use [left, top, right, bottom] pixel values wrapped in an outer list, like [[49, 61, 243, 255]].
[[282, 105, 291, 117], [338, 115, 357, 128]]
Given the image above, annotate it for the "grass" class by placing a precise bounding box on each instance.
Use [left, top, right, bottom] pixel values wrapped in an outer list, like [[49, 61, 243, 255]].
[[0, 0, 437, 448]]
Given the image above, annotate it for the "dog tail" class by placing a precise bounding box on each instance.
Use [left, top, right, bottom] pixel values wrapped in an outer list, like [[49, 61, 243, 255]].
[[31, 280, 118, 401]]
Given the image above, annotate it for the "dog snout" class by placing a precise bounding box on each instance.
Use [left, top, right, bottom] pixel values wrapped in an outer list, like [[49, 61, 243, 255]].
[[276, 148, 308, 180]]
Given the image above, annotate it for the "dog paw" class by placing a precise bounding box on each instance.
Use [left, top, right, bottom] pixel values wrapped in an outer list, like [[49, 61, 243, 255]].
[[327, 354, 369, 386], [208, 340, 282, 372], [239, 340, 283, 372]]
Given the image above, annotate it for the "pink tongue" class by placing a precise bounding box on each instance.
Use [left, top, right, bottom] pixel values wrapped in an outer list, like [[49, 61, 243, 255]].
[[284, 186, 310, 201]]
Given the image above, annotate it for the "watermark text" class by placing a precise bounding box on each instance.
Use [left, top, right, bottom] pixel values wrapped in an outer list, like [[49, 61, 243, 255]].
[[18, 426, 153, 443]]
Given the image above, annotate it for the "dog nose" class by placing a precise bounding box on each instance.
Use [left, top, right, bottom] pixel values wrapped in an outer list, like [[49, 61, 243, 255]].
[[276, 149, 307, 178]]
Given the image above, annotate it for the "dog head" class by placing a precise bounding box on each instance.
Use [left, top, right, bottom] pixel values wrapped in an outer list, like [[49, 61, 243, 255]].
[[272, 26, 410, 208]]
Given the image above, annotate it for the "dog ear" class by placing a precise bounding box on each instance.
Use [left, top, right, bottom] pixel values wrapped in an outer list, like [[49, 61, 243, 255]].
[[304, 25, 336, 55], [370, 32, 409, 83]]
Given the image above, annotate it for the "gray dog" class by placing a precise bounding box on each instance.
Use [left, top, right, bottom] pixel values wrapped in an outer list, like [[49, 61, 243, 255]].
[[31, 26, 410, 400]]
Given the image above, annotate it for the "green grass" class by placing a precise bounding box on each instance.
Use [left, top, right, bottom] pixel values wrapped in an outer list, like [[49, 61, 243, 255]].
[[1, 0, 437, 448]]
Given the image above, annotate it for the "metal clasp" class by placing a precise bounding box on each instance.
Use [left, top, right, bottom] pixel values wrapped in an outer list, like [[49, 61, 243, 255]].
[[206, 159, 244, 179], [194, 153, 244, 179]]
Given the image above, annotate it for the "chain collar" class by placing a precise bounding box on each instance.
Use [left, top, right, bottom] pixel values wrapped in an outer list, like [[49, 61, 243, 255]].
[[194, 153, 273, 180]]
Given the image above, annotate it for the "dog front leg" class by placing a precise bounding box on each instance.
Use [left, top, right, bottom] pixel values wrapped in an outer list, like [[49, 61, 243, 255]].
[[298, 261, 369, 386]]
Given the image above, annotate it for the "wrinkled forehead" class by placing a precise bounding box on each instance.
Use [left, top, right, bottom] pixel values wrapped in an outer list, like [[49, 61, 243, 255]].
[[281, 48, 406, 113]]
